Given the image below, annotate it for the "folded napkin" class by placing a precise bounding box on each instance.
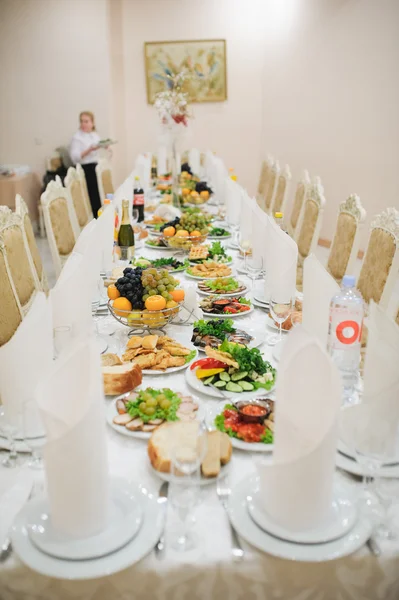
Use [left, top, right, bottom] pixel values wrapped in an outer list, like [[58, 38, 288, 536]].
[[73, 218, 103, 292], [97, 204, 115, 274], [225, 179, 241, 227], [264, 216, 298, 301], [239, 192, 254, 242], [302, 254, 340, 347], [36, 338, 109, 538], [256, 326, 341, 531], [189, 148, 200, 175], [251, 203, 270, 265], [154, 204, 181, 221], [213, 157, 227, 204], [0, 292, 52, 431], [50, 252, 92, 339], [157, 146, 167, 176], [0, 471, 34, 544]]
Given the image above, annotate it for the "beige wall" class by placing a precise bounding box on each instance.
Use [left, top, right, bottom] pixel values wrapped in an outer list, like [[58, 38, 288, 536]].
[[0, 0, 110, 175]]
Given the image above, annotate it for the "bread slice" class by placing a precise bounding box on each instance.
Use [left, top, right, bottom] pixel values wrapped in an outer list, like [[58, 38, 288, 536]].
[[127, 336, 143, 349], [142, 335, 158, 350], [102, 363, 142, 396], [201, 431, 221, 478], [101, 353, 123, 367], [219, 432, 233, 465], [148, 421, 199, 473]]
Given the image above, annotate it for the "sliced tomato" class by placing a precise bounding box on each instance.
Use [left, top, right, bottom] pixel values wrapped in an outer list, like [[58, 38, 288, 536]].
[[239, 304, 251, 312], [224, 307, 238, 314], [236, 423, 265, 443], [189, 358, 228, 371]]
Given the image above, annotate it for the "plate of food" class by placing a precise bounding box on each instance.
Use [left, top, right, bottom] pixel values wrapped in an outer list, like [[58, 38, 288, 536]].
[[199, 296, 253, 317], [189, 241, 232, 265], [185, 343, 276, 399], [122, 334, 197, 374], [102, 354, 143, 397], [266, 312, 302, 332], [148, 423, 232, 485], [208, 399, 274, 452], [132, 257, 190, 273], [145, 238, 175, 250], [208, 227, 231, 240], [144, 216, 168, 229], [197, 277, 248, 297], [185, 262, 233, 280], [191, 319, 264, 351], [107, 388, 203, 439]]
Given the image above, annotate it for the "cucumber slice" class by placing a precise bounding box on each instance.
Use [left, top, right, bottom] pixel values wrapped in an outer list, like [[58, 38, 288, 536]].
[[238, 380, 254, 391], [228, 367, 235, 375], [231, 371, 248, 382], [226, 382, 243, 393], [214, 380, 227, 388], [219, 372, 231, 382], [203, 376, 215, 386]]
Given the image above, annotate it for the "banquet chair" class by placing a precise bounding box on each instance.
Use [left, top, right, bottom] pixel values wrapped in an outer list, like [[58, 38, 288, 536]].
[[326, 194, 366, 284], [270, 163, 292, 216], [0, 207, 40, 319], [296, 180, 326, 290], [287, 170, 311, 239], [264, 160, 280, 215], [40, 178, 80, 278], [15, 195, 49, 294], [76, 163, 93, 220], [96, 158, 114, 204], [64, 167, 92, 230], [256, 155, 274, 210], [356, 207, 399, 309], [0, 241, 22, 346]]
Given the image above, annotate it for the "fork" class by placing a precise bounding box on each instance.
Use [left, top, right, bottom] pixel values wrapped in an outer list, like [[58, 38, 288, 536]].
[[217, 476, 245, 562]]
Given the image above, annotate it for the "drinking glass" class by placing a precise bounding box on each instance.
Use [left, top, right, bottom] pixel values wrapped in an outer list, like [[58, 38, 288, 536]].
[[0, 406, 19, 468], [53, 326, 72, 358], [22, 400, 46, 469], [237, 233, 252, 272], [268, 294, 293, 345], [246, 256, 264, 292], [132, 209, 139, 225]]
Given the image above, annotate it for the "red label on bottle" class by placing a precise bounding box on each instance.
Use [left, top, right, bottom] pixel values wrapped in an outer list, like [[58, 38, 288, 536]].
[[133, 194, 145, 206], [335, 320, 360, 345]]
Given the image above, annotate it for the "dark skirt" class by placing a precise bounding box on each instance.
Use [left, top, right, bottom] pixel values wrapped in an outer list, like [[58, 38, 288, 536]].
[[81, 162, 101, 217]]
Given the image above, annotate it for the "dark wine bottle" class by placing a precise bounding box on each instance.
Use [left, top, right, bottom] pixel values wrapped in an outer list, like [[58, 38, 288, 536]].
[[133, 176, 145, 222], [118, 199, 135, 260]]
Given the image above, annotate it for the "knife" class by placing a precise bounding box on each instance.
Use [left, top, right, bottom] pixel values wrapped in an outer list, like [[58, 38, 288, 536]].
[[154, 481, 169, 558]]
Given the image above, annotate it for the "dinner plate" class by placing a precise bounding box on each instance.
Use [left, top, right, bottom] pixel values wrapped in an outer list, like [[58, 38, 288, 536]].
[[227, 475, 372, 562], [336, 450, 399, 478], [247, 482, 357, 544], [200, 304, 254, 318], [208, 233, 232, 240], [27, 480, 143, 560], [266, 315, 290, 333], [145, 241, 175, 251], [252, 297, 269, 310], [185, 268, 234, 281], [189, 257, 233, 266], [142, 347, 198, 375], [149, 457, 232, 487], [197, 281, 248, 297], [337, 438, 399, 467], [10, 482, 162, 580], [195, 327, 265, 353], [206, 402, 274, 452], [0, 435, 37, 453], [186, 367, 274, 400]]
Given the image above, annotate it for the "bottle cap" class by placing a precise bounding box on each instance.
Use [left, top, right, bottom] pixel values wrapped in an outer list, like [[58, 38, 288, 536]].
[[135, 175, 140, 180], [274, 212, 283, 218], [106, 194, 114, 200], [342, 275, 356, 287]]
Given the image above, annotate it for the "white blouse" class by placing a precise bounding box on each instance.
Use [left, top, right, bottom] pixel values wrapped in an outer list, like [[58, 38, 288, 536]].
[[69, 130, 101, 165]]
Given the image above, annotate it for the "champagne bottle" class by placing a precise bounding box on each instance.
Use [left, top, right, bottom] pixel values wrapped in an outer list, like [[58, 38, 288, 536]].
[[118, 200, 135, 260]]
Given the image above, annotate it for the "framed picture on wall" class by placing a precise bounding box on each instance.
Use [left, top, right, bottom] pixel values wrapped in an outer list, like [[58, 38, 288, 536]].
[[144, 39, 227, 104]]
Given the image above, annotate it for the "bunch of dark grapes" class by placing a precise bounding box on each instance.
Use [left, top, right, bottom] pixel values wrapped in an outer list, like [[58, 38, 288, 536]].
[[195, 181, 213, 195], [160, 216, 180, 232], [115, 267, 144, 309]]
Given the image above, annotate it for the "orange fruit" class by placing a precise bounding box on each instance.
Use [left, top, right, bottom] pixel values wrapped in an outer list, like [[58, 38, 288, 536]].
[[145, 295, 167, 311], [113, 297, 132, 316], [190, 191, 199, 197], [182, 187, 190, 196], [190, 230, 202, 238], [163, 226, 175, 237], [175, 229, 189, 237], [170, 289, 185, 302], [107, 284, 120, 300], [200, 190, 209, 199]]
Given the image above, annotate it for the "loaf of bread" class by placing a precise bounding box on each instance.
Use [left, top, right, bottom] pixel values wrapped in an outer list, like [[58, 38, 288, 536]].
[[102, 363, 142, 396], [201, 431, 232, 477], [148, 421, 199, 473]]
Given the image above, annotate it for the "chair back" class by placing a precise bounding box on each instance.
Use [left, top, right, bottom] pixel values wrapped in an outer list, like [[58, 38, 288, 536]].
[[270, 163, 292, 216], [357, 207, 399, 308], [65, 167, 92, 229], [296, 179, 326, 263], [96, 158, 114, 204], [75, 163, 93, 220], [327, 194, 366, 283], [40, 178, 79, 278], [15, 195, 49, 293], [256, 155, 273, 210], [287, 170, 311, 238]]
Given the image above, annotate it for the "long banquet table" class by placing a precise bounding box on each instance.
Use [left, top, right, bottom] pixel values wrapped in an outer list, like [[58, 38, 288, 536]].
[[1, 215, 399, 600]]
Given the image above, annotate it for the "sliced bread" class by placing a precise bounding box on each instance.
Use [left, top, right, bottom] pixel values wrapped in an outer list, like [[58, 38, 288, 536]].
[[148, 421, 199, 473], [102, 363, 142, 396]]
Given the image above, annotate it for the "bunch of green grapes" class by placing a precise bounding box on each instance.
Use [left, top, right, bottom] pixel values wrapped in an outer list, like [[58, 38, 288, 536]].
[[208, 277, 239, 291], [138, 391, 171, 416], [141, 268, 179, 302], [175, 213, 209, 235]]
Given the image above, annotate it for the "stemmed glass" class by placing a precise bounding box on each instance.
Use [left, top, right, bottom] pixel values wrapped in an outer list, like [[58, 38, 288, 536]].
[[22, 400, 46, 470], [237, 233, 252, 272], [132, 209, 139, 225], [0, 406, 19, 468], [268, 294, 293, 346], [246, 256, 264, 293]]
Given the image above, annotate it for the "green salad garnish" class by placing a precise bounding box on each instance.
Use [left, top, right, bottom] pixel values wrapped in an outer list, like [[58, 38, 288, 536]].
[[193, 318, 235, 339], [219, 340, 276, 389], [185, 349, 197, 364], [126, 388, 181, 423], [209, 227, 230, 237]]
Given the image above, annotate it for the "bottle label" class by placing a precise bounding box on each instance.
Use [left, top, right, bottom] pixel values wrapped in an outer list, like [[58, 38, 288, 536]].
[[328, 309, 363, 349], [133, 194, 145, 206]]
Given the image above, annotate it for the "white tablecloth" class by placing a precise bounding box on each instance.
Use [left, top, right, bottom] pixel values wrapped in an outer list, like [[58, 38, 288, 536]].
[[1, 229, 399, 600]]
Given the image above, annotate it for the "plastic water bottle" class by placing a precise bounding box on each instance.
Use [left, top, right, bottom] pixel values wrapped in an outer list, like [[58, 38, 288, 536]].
[[327, 275, 364, 403]]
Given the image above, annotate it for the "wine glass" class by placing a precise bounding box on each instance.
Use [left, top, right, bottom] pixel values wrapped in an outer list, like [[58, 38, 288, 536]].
[[53, 325, 72, 359], [268, 294, 293, 346], [22, 400, 46, 469], [0, 406, 19, 468], [132, 209, 139, 225], [246, 256, 264, 293], [237, 233, 251, 272]]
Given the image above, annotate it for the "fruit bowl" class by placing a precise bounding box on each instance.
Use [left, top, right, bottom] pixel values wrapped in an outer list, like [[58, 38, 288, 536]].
[[162, 233, 208, 252], [108, 300, 182, 331]]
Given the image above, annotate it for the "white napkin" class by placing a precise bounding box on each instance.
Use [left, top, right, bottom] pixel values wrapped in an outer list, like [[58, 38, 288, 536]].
[[189, 148, 200, 175], [73, 218, 102, 295], [154, 204, 181, 221], [36, 338, 109, 538], [0, 472, 34, 544], [264, 216, 298, 301], [225, 179, 241, 227], [302, 254, 340, 347], [50, 252, 92, 339], [180, 286, 202, 322], [256, 326, 341, 531], [97, 204, 115, 273], [157, 146, 167, 176], [0, 292, 52, 431], [213, 157, 227, 204], [251, 203, 270, 266], [239, 192, 254, 242]]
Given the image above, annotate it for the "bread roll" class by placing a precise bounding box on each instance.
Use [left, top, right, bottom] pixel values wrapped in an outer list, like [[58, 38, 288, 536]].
[[142, 335, 158, 350], [102, 363, 142, 396], [127, 336, 143, 349]]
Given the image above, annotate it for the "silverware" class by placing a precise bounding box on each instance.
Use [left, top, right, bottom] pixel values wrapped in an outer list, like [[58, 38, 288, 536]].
[[154, 482, 169, 558], [366, 536, 381, 556], [0, 537, 12, 563], [217, 477, 245, 561]]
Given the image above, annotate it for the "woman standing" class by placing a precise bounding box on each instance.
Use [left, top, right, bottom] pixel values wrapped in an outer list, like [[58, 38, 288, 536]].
[[69, 111, 103, 216]]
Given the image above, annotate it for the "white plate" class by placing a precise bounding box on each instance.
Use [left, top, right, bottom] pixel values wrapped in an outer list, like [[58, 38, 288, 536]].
[[145, 241, 175, 251], [149, 458, 232, 487], [186, 366, 274, 400], [252, 297, 269, 310], [227, 475, 372, 562], [336, 451, 399, 479], [195, 327, 265, 353], [208, 233, 232, 240], [106, 395, 204, 440], [254, 291, 270, 305], [0, 436, 33, 453], [197, 280, 248, 297], [272, 339, 286, 362], [337, 439, 399, 467], [142, 347, 198, 375], [27, 480, 142, 560], [189, 257, 233, 266], [266, 315, 290, 333], [98, 337, 109, 354], [248, 482, 357, 543], [185, 268, 234, 281], [206, 402, 274, 452], [10, 482, 162, 580], [200, 304, 254, 318]]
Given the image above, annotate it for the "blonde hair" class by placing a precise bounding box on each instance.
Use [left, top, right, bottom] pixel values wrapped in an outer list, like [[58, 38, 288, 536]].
[[79, 111, 96, 131]]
